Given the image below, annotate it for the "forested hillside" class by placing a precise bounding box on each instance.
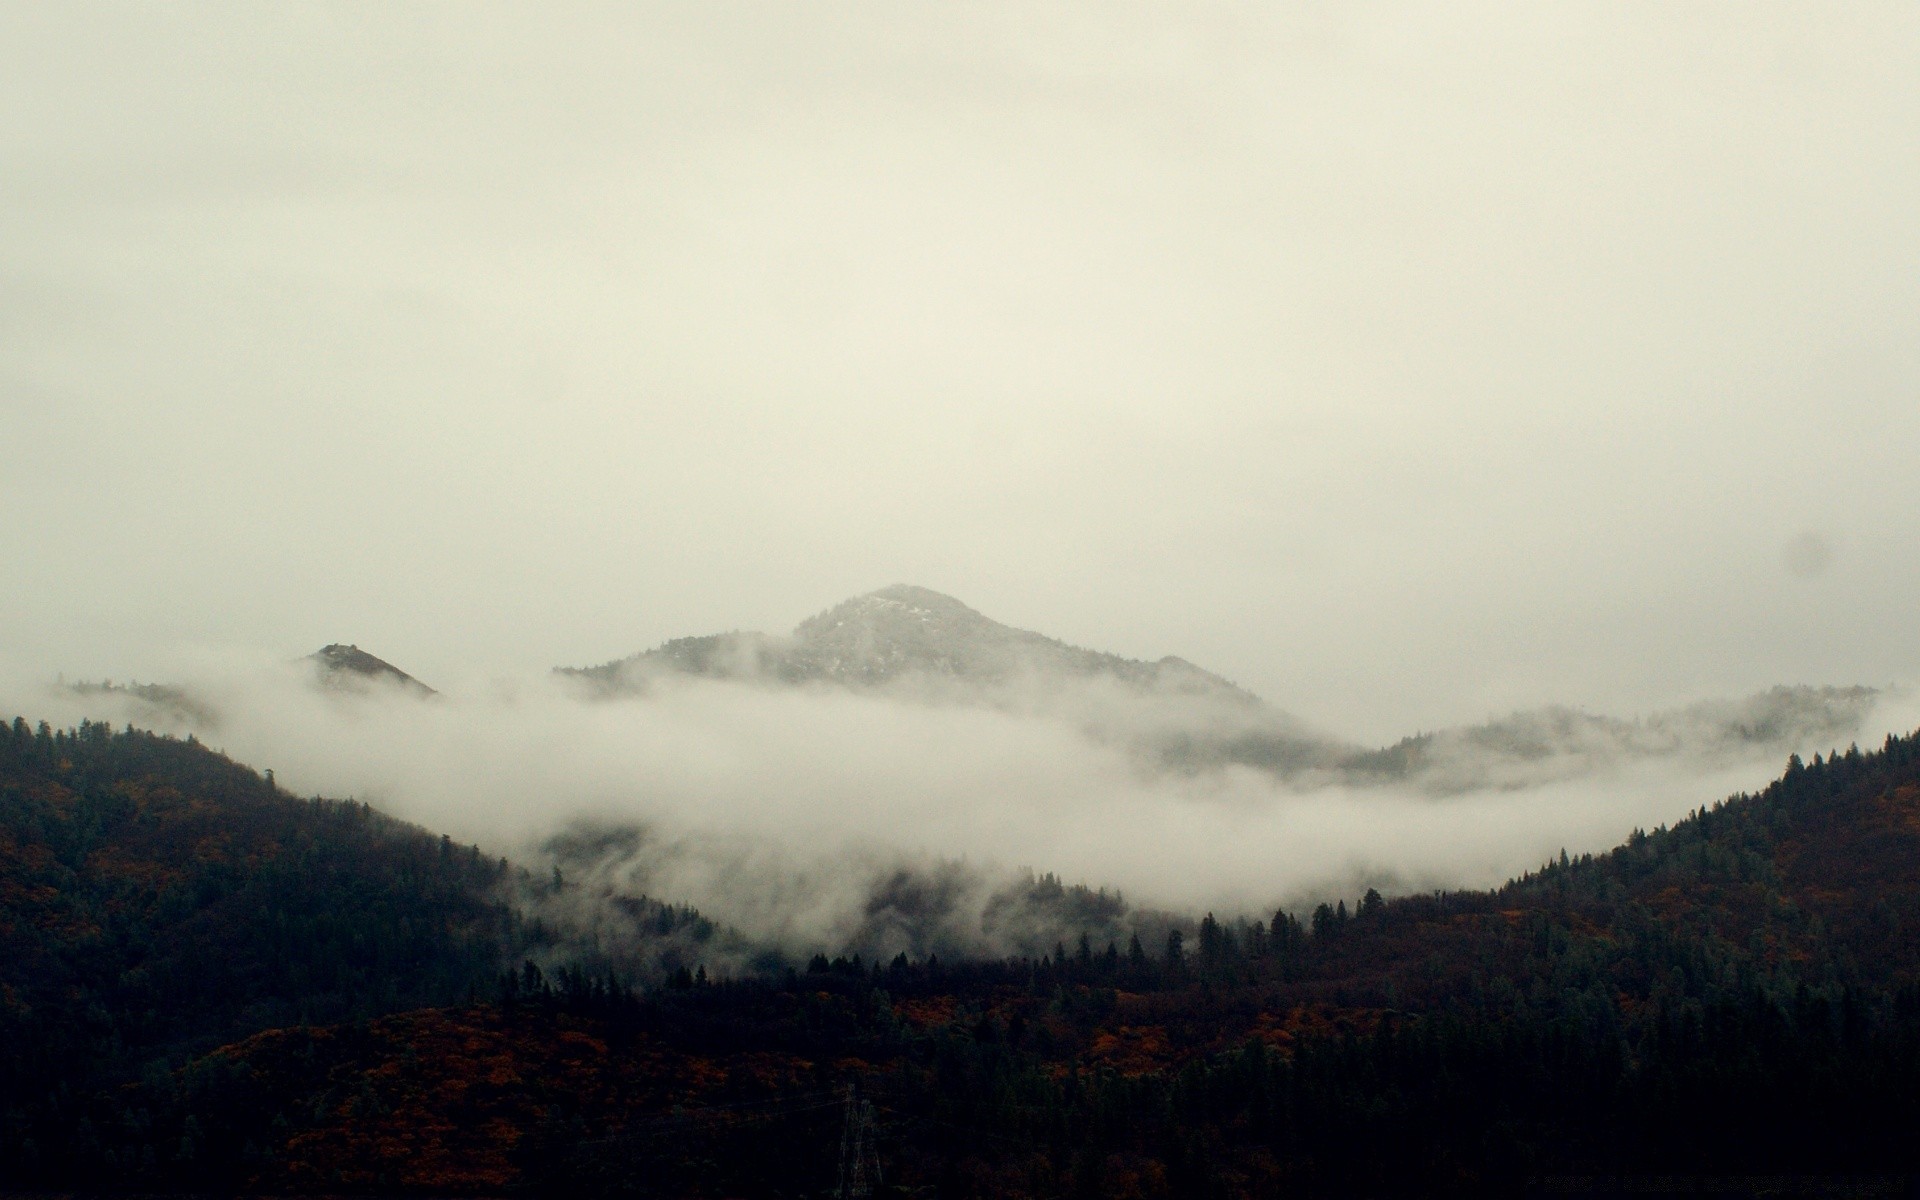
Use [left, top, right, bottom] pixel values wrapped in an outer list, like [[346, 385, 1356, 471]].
[[9, 718, 1920, 1195], [0, 718, 514, 1166]]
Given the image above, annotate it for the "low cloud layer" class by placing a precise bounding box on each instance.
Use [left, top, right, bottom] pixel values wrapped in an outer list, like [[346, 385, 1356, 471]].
[[8, 652, 1911, 966]]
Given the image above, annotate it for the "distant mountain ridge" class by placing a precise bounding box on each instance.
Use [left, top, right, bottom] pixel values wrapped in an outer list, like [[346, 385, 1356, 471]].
[[559, 584, 1262, 704], [43, 588, 1890, 792], [1341, 685, 1883, 791], [556, 585, 1886, 787]]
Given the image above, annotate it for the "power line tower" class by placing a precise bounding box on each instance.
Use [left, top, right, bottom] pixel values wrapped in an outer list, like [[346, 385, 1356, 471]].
[[835, 1083, 882, 1199]]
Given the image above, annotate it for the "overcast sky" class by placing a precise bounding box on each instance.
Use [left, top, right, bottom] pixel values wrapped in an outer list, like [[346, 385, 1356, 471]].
[[4, 3, 1918, 743]]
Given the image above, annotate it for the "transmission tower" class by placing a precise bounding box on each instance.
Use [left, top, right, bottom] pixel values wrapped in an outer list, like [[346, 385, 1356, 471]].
[[835, 1083, 882, 1198]]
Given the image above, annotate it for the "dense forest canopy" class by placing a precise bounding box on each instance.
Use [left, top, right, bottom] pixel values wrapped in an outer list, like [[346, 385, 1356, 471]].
[[6, 714, 1920, 1195]]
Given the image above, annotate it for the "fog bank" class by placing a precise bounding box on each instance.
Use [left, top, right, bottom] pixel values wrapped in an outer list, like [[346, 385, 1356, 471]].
[[8, 653, 1910, 961]]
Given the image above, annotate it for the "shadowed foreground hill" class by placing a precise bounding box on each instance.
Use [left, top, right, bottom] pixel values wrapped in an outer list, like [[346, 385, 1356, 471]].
[[0, 719, 512, 1152], [0, 716, 756, 1187], [11, 725, 1920, 1195]]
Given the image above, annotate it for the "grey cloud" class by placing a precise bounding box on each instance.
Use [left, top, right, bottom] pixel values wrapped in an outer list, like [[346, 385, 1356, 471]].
[[3, 6, 1919, 736], [1783, 531, 1836, 580]]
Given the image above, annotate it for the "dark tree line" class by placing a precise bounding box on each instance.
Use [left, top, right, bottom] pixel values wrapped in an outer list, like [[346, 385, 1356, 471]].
[[0, 718, 515, 1177], [11, 716, 1920, 1195]]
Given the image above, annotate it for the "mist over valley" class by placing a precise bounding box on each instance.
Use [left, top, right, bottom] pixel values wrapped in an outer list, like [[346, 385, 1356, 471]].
[[7, 5, 1920, 1191], [18, 585, 1903, 969]]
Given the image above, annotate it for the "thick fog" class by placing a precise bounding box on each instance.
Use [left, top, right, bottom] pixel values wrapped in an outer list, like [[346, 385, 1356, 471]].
[[4, 5, 1920, 743], [5, 7, 1920, 962], [10, 656, 1914, 963]]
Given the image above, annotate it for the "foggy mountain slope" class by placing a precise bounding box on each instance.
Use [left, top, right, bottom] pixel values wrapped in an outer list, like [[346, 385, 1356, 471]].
[[554, 585, 1884, 786], [561, 584, 1262, 699], [557, 583, 1355, 770], [1347, 685, 1883, 792], [309, 643, 438, 697], [60, 678, 218, 727], [0, 716, 753, 1134], [49, 644, 439, 733], [785, 585, 1259, 697], [42, 590, 1882, 806]]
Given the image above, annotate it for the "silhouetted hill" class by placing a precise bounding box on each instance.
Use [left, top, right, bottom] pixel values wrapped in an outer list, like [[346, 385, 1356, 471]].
[[14, 721, 1920, 1193], [309, 642, 438, 696], [0, 717, 511, 1118], [0, 712, 761, 1187]]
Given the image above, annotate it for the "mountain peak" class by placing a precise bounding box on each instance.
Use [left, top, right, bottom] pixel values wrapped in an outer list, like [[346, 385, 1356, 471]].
[[856, 583, 980, 611], [310, 644, 436, 696], [788, 585, 1015, 684], [794, 585, 984, 630], [561, 586, 1260, 705]]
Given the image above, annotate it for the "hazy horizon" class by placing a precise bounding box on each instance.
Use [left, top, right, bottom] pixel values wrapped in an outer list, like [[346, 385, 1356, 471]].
[[10, 641, 1914, 951], [6, 4, 1919, 746]]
